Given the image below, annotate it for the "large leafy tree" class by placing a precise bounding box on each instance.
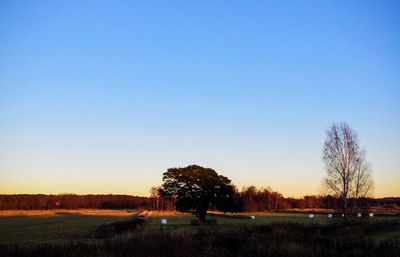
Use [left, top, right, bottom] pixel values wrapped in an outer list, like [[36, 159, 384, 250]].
[[158, 165, 235, 220]]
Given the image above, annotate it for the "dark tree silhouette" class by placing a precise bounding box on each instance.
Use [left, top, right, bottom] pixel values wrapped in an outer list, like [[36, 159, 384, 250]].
[[158, 165, 235, 220]]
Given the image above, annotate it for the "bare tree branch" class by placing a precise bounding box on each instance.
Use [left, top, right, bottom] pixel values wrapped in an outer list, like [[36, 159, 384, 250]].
[[322, 122, 374, 216]]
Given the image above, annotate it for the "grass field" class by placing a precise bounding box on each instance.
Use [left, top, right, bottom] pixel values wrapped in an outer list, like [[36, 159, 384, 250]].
[[1, 210, 399, 257], [145, 211, 400, 241], [0, 213, 132, 244], [1, 210, 399, 244]]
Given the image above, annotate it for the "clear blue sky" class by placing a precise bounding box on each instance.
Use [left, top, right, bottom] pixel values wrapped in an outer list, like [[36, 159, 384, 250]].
[[1, 1, 399, 197]]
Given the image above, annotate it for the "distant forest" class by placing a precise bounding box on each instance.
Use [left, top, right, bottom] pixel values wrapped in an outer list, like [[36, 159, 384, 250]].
[[1, 187, 399, 211]]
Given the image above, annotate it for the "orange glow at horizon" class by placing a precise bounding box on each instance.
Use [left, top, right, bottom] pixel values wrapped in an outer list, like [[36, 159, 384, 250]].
[[1, 175, 399, 198]]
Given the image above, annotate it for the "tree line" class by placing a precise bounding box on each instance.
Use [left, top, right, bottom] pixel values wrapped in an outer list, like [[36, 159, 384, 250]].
[[0, 192, 397, 211], [0, 194, 152, 210]]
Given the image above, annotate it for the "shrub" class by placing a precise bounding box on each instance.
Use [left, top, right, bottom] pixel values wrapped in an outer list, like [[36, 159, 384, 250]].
[[190, 218, 218, 226]]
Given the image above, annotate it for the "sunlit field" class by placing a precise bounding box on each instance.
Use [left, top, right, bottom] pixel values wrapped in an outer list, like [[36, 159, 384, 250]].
[[1, 210, 399, 245], [0, 211, 134, 244]]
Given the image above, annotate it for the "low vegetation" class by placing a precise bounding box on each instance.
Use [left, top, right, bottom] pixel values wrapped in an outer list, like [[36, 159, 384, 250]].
[[1, 218, 399, 257], [0, 211, 399, 257], [92, 215, 148, 238]]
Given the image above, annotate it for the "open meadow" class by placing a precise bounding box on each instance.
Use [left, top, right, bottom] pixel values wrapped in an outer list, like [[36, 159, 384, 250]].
[[1, 209, 400, 244], [1, 210, 400, 257], [0, 209, 135, 244]]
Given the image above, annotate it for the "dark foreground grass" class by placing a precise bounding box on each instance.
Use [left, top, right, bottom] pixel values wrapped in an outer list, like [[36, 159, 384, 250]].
[[1, 220, 399, 257]]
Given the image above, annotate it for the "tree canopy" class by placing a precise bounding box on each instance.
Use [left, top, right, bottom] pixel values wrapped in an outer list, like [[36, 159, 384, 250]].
[[158, 165, 235, 220]]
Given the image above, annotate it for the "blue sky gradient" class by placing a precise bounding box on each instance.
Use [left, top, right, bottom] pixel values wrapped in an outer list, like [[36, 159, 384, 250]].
[[1, 1, 399, 196]]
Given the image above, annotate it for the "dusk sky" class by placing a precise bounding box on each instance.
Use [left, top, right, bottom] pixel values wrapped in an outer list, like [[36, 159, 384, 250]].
[[1, 1, 399, 197]]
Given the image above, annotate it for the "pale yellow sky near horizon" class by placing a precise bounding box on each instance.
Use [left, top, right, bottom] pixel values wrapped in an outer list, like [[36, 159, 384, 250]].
[[1, 168, 399, 198]]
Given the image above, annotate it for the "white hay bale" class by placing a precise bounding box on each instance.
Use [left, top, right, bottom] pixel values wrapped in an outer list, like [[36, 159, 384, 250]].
[[309, 214, 314, 218], [357, 213, 362, 217], [369, 213, 374, 217], [327, 213, 332, 218], [161, 218, 168, 224], [250, 215, 255, 220]]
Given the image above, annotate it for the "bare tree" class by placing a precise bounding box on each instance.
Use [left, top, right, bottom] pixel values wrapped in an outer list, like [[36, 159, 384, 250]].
[[149, 186, 159, 210], [322, 122, 374, 217], [351, 152, 374, 212]]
